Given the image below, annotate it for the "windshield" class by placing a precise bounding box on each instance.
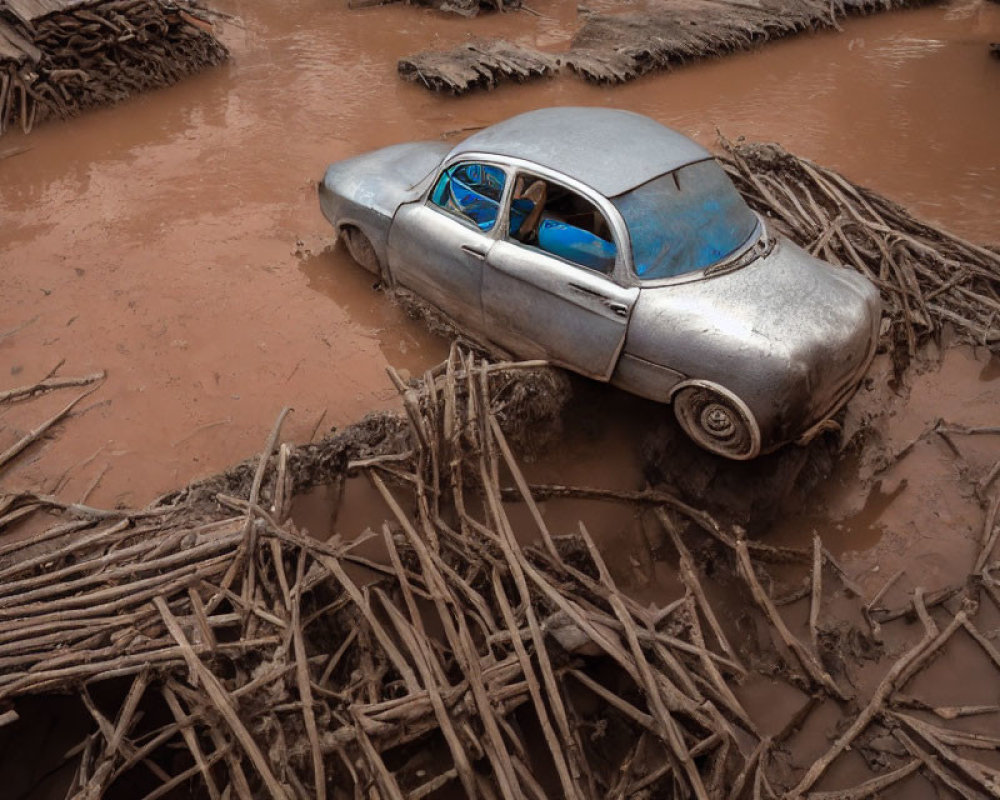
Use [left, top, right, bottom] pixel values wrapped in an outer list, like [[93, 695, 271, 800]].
[[612, 159, 758, 280]]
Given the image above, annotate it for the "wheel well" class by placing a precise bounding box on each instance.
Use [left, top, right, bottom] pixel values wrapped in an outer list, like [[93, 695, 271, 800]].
[[338, 223, 386, 280]]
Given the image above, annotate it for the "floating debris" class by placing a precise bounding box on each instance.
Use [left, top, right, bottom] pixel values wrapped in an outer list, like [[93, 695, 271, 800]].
[[0, 0, 228, 135], [399, 0, 936, 93], [398, 38, 557, 94]]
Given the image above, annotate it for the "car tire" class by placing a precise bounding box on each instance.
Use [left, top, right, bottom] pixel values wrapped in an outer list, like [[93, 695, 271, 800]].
[[672, 385, 759, 460], [341, 226, 381, 278]]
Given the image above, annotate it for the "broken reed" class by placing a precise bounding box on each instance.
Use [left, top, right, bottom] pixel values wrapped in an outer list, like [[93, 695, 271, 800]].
[[0, 0, 227, 136], [719, 138, 1000, 361], [2, 346, 1000, 799]]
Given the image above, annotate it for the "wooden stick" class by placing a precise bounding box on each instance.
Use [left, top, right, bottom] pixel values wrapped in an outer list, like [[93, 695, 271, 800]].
[[0, 370, 105, 404], [809, 533, 822, 653], [806, 760, 920, 800], [154, 597, 289, 799], [734, 535, 848, 700], [0, 384, 103, 472], [289, 549, 326, 800], [787, 611, 937, 796]]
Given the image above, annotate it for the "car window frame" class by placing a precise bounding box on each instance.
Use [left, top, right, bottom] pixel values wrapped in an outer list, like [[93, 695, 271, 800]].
[[502, 168, 624, 278], [611, 159, 764, 286], [425, 158, 515, 238], [430, 153, 638, 287]]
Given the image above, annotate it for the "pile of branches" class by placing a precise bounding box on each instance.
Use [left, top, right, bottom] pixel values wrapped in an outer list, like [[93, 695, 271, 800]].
[[397, 0, 934, 94], [720, 138, 1000, 362], [0, 0, 227, 135], [2, 346, 1000, 798], [398, 39, 556, 95], [564, 0, 932, 84]]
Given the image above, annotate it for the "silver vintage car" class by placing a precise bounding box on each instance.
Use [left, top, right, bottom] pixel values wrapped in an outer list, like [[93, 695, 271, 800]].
[[318, 107, 880, 459]]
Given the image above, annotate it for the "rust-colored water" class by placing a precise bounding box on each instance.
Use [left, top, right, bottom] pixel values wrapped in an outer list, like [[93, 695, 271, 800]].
[[1, 0, 998, 525]]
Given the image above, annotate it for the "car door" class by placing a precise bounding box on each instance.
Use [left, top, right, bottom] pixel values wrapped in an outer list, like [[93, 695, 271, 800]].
[[482, 172, 639, 380], [388, 161, 508, 332]]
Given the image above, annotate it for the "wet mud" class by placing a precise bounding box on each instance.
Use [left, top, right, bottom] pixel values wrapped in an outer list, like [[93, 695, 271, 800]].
[[1, 0, 999, 797]]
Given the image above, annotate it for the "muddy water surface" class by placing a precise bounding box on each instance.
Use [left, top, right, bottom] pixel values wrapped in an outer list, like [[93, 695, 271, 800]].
[[1, 0, 998, 530]]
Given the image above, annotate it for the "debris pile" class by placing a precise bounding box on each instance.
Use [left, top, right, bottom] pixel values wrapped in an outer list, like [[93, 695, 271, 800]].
[[1, 147, 999, 798], [0, 0, 227, 135], [2, 342, 1000, 798], [564, 0, 931, 84], [398, 0, 935, 94], [398, 38, 556, 94], [719, 138, 1000, 363]]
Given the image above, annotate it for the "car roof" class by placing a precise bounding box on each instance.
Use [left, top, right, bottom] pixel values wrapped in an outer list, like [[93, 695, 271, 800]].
[[447, 107, 712, 197]]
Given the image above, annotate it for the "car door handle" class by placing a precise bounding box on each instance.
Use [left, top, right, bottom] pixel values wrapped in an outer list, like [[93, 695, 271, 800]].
[[461, 244, 488, 260], [569, 283, 629, 317], [568, 282, 605, 299]]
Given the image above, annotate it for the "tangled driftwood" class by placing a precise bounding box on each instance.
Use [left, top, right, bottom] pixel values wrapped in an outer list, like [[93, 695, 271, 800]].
[[1, 148, 999, 798], [719, 138, 1000, 362], [398, 0, 934, 94], [2, 343, 1000, 798], [0, 0, 227, 135]]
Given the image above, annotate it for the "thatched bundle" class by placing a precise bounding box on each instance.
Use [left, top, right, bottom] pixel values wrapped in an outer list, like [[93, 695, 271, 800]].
[[565, 0, 933, 84], [398, 39, 557, 95], [398, 0, 935, 94], [0, 0, 227, 135]]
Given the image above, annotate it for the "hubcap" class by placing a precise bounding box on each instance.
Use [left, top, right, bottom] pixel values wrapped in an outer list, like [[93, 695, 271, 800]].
[[701, 403, 736, 439]]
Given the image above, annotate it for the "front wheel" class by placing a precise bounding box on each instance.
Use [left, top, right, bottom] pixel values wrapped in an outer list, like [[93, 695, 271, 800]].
[[341, 226, 381, 278], [672, 385, 760, 460]]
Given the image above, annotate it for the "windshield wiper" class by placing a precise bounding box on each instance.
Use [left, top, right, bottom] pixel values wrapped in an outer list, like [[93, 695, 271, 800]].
[[703, 228, 774, 277]]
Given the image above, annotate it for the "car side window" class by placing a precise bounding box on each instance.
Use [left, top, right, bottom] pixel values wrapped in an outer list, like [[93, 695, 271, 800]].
[[430, 162, 507, 232], [507, 173, 618, 274]]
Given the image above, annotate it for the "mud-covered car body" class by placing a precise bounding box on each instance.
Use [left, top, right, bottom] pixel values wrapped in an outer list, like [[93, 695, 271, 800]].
[[319, 107, 880, 459]]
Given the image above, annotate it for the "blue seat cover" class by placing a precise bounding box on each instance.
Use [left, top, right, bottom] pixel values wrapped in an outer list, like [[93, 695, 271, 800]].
[[537, 218, 616, 273]]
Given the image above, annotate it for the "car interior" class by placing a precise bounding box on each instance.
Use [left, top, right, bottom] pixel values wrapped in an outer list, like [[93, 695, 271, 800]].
[[508, 173, 617, 274], [430, 162, 618, 274]]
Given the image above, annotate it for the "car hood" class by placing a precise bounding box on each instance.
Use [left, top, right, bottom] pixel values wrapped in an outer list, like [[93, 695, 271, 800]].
[[625, 238, 881, 439], [321, 141, 450, 218]]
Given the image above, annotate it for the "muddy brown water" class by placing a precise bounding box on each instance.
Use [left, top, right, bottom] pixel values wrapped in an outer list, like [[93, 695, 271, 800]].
[[1, 2, 999, 795], [1, 0, 997, 514]]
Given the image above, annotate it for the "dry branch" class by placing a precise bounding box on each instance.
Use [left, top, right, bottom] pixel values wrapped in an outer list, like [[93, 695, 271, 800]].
[[1, 320, 998, 798]]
